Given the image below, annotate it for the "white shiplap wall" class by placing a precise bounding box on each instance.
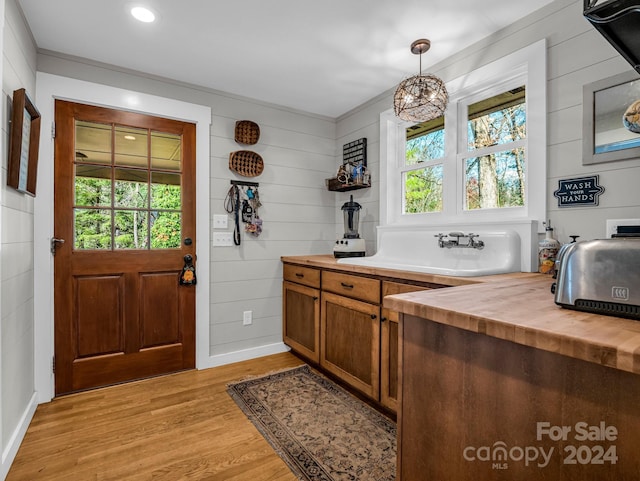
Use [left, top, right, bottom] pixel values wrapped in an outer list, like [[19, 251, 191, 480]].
[[337, 0, 640, 248], [35, 51, 338, 361], [1, 0, 37, 474]]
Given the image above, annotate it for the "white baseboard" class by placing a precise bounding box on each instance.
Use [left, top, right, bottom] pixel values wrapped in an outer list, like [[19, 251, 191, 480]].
[[202, 342, 291, 369], [1, 392, 38, 481]]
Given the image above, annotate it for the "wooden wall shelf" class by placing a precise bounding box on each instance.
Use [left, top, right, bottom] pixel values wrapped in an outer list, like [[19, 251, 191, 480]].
[[326, 178, 370, 192]]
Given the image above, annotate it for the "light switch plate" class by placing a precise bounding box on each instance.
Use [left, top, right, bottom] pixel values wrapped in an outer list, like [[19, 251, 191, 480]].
[[213, 214, 228, 229], [213, 232, 233, 246]]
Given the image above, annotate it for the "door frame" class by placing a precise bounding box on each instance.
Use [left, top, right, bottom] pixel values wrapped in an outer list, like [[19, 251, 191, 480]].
[[34, 72, 211, 403]]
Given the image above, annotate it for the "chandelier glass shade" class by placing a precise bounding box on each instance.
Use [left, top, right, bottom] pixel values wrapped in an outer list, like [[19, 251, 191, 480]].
[[393, 39, 449, 122]]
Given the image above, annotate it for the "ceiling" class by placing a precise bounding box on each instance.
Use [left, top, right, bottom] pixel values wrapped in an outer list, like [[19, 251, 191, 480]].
[[17, 0, 557, 118]]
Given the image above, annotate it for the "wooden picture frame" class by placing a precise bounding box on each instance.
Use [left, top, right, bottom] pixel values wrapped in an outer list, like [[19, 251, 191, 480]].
[[7, 88, 41, 196]]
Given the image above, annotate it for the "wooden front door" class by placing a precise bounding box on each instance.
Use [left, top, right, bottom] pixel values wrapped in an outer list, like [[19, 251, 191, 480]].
[[53, 100, 196, 395]]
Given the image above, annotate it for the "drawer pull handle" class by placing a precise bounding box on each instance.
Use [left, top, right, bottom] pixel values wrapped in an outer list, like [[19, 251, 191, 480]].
[[295, 273, 304, 278], [381, 316, 387, 322], [371, 314, 377, 320], [341, 282, 354, 289]]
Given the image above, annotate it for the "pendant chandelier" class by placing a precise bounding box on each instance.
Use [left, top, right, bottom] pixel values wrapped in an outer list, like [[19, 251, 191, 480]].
[[393, 39, 449, 122]]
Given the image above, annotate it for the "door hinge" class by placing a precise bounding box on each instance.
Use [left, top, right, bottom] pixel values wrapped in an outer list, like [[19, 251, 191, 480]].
[[52, 356, 56, 374], [51, 121, 55, 138]]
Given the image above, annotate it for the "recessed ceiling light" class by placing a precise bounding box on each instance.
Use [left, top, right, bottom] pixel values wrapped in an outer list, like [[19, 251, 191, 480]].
[[131, 6, 155, 23]]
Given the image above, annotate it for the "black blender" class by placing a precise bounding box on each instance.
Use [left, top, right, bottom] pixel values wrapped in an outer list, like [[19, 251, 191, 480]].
[[333, 195, 366, 258]]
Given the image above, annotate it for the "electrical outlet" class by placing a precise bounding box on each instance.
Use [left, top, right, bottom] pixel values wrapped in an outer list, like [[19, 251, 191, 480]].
[[213, 232, 233, 246], [213, 214, 228, 229], [243, 310, 252, 326]]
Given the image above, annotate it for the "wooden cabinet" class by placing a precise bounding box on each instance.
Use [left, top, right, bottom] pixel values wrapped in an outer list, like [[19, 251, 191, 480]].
[[397, 313, 640, 480], [320, 271, 381, 399], [380, 281, 431, 412], [320, 291, 380, 399], [282, 265, 320, 363], [282, 260, 446, 412]]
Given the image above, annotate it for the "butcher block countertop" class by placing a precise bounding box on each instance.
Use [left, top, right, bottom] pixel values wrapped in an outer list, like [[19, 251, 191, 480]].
[[282, 254, 498, 287], [282, 254, 640, 376]]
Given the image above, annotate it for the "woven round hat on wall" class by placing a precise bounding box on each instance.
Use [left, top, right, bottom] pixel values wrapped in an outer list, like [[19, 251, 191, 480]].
[[229, 150, 264, 177], [235, 120, 260, 145], [623, 100, 640, 134]]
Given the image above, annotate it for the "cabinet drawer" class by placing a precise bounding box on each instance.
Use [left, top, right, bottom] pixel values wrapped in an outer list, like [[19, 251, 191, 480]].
[[283, 264, 320, 288], [322, 271, 380, 304]]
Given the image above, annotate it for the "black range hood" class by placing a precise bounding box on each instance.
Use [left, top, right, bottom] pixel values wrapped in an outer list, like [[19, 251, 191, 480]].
[[584, 0, 640, 73]]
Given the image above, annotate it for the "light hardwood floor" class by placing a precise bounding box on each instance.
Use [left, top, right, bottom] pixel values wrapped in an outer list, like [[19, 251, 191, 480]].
[[7, 352, 305, 480]]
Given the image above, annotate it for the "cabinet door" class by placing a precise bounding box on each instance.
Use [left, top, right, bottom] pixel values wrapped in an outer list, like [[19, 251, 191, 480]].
[[321, 291, 380, 399], [283, 281, 320, 363], [381, 281, 432, 412], [381, 308, 399, 412]]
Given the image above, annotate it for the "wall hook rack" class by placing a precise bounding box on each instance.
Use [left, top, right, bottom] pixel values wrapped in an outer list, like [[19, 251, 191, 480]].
[[230, 180, 259, 188]]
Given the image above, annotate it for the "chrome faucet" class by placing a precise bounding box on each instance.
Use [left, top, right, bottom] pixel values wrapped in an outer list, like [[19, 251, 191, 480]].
[[467, 233, 485, 250], [434, 232, 484, 250], [434, 233, 457, 248]]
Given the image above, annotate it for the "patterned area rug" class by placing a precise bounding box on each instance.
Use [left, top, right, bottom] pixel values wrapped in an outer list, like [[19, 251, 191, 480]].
[[227, 365, 396, 481]]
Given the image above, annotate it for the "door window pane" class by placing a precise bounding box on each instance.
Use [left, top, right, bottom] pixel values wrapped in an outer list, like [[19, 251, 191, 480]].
[[465, 148, 525, 210], [114, 169, 149, 208], [75, 121, 112, 164], [403, 164, 443, 214], [114, 210, 149, 249], [75, 165, 112, 207], [115, 126, 148, 168], [74, 209, 112, 250], [151, 131, 181, 171], [151, 211, 181, 248], [151, 172, 181, 210]]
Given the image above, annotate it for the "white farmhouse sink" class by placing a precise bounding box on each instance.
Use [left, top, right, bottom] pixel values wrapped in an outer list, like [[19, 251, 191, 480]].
[[338, 224, 529, 277]]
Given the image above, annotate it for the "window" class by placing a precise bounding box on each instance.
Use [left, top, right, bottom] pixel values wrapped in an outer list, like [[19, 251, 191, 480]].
[[463, 86, 526, 211], [403, 117, 445, 213], [381, 40, 546, 227], [74, 120, 183, 250]]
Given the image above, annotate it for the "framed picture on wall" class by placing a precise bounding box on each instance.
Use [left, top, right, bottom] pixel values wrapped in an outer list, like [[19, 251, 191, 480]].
[[7, 88, 41, 196], [583, 71, 640, 165]]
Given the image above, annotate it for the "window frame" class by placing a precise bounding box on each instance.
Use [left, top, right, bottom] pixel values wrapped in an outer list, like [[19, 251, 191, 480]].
[[457, 76, 528, 215], [380, 39, 546, 229], [402, 118, 446, 214]]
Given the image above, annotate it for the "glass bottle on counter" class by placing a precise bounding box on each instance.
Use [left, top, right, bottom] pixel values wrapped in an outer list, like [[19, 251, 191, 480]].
[[538, 220, 560, 275]]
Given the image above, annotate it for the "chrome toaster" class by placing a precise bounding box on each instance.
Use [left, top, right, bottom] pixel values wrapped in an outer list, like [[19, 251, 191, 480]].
[[553, 238, 640, 320]]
